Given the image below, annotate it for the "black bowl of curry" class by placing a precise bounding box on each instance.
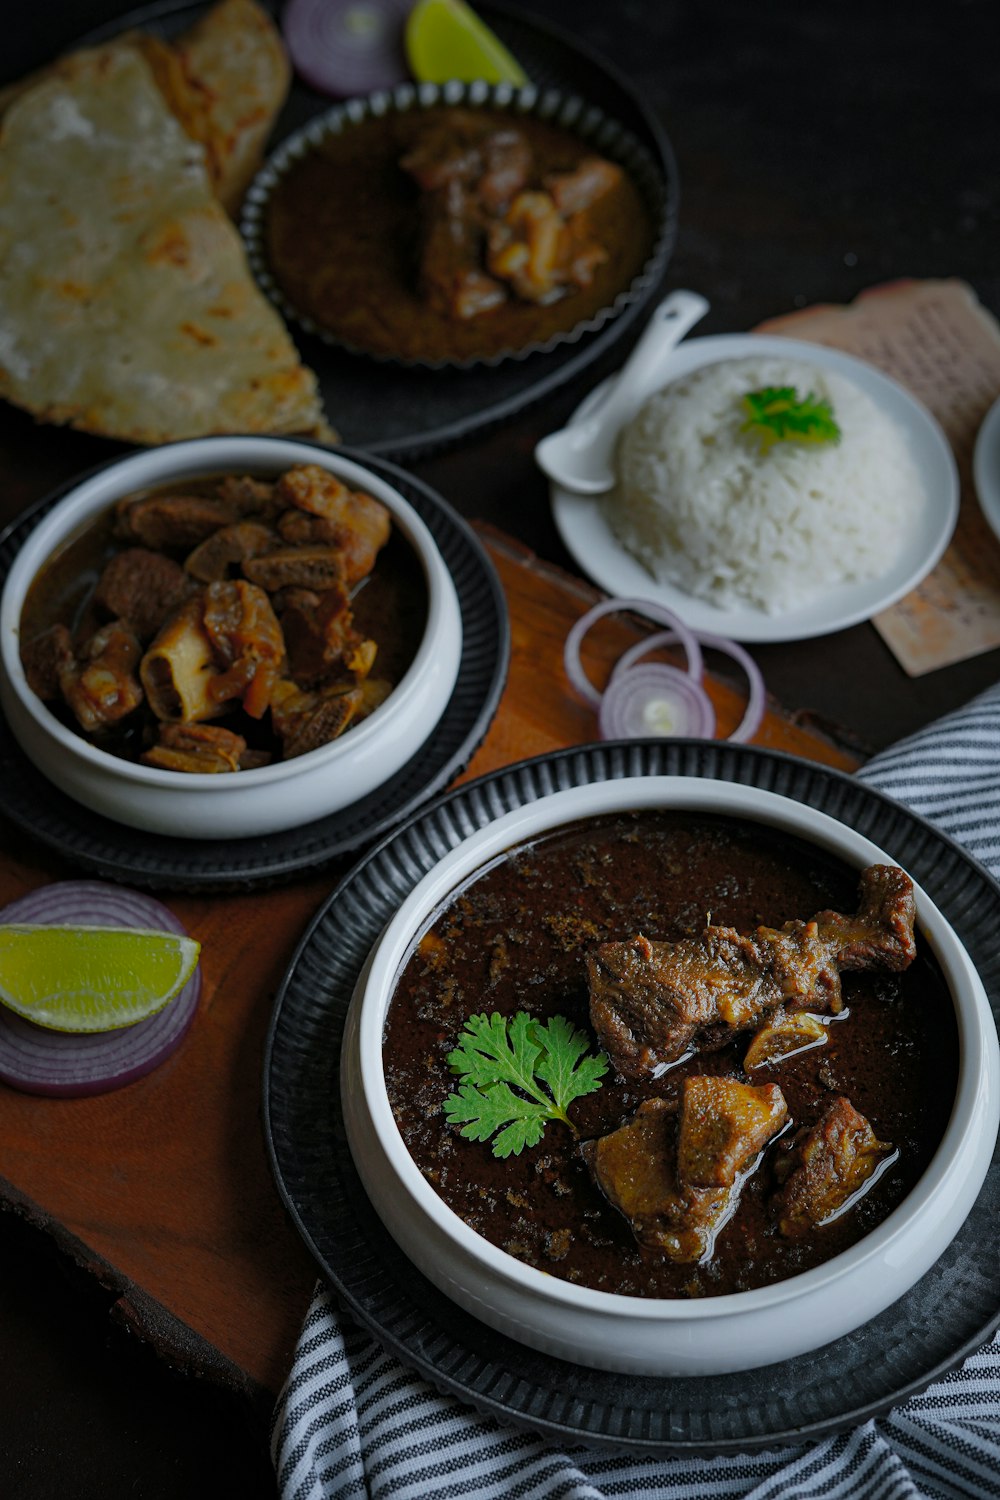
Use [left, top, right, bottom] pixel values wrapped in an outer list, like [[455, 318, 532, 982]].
[[241, 82, 671, 369]]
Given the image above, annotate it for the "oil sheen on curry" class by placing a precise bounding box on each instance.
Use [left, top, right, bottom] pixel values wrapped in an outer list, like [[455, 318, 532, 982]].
[[19, 466, 426, 772], [384, 812, 957, 1298], [264, 106, 656, 364]]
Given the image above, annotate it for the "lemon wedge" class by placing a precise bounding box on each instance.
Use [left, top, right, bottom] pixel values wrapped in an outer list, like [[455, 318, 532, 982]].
[[0, 924, 201, 1033], [405, 0, 529, 85]]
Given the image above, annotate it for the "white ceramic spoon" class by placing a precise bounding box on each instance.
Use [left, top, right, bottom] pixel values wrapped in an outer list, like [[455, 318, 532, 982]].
[[534, 289, 709, 494]]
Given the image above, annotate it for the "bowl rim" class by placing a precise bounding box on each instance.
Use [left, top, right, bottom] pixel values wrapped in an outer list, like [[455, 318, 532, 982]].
[[239, 79, 674, 372], [351, 774, 997, 1322], [0, 435, 458, 792]]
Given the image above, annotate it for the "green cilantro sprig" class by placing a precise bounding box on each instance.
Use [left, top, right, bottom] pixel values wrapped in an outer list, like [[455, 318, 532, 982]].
[[443, 1011, 608, 1159], [740, 385, 841, 453]]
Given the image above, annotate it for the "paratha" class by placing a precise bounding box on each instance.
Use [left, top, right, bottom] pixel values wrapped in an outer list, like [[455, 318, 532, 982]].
[[136, 0, 292, 215], [0, 0, 290, 222], [0, 43, 330, 444]]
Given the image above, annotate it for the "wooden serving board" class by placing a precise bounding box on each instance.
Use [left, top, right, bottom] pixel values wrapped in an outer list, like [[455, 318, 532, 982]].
[[0, 527, 861, 1398]]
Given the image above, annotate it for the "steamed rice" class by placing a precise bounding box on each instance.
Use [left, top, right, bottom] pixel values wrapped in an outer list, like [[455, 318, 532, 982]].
[[608, 355, 924, 614]]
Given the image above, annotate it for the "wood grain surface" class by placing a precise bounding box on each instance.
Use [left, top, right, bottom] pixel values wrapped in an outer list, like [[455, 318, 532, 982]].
[[0, 527, 861, 1398]]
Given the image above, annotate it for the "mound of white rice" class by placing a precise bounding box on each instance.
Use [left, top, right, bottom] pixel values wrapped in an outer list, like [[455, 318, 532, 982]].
[[608, 355, 924, 614]]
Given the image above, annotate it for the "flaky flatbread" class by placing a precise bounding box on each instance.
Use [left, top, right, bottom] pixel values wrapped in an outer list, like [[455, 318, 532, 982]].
[[0, 0, 291, 220], [0, 43, 330, 444], [136, 0, 292, 215]]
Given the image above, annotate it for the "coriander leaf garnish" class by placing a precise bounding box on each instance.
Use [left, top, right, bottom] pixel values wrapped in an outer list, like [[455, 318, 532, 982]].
[[443, 1011, 608, 1159], [740, 385, 841, 453]]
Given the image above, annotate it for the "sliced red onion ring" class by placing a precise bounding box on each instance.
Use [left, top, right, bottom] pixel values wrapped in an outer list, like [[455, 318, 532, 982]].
[[0, 882, 201, 1098], [564, 597, 706, 710], [612, 629, 766, 743], [564, 595, 766, 744], [282, 0, 412, 97], [598, 663, 716, 740]]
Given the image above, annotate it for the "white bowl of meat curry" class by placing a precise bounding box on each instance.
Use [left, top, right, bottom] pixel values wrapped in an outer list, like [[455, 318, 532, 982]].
[[0, 437, 462, 839], [341, 777, 999, 1376]]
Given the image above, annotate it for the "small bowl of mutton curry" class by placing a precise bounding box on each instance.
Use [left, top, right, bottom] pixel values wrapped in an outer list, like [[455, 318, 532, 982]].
[[0, 437, 462, 839], [340, 776, 999, 1376], [240, 83, 671, 368]]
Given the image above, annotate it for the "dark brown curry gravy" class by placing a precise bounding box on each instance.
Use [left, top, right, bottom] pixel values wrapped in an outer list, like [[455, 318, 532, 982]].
[[264, 107, 655, 364], [384, 811, 957, 1298], [19, 477, 427, 765]]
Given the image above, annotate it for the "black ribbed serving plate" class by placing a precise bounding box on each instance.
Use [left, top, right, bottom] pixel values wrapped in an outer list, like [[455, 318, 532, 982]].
[[77, 0, 679, 462], [0, 448, 508, 892], [264, 741, 1000, 1455]]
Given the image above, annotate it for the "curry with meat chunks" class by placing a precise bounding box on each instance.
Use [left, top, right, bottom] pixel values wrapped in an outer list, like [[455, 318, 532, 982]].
[[384, 811, 957, 1298], [264, 106, 655, 363], [19, 466, 426, 772]]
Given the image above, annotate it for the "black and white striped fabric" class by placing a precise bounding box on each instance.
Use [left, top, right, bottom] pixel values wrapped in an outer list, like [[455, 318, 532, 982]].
[[273, 682, 1000, 1500]]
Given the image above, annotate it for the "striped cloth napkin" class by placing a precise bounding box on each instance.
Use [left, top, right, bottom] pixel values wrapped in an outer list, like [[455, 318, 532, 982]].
[[272, 682, 1000, 1500]]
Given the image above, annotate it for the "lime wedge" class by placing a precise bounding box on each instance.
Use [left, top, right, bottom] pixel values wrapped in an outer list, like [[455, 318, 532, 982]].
[[405, 0, 529, 85], [0, 924, 201, 1033]]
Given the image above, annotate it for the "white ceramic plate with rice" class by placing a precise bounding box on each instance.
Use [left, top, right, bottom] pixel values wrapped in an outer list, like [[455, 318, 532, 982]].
[[550, 334, 959, 642]]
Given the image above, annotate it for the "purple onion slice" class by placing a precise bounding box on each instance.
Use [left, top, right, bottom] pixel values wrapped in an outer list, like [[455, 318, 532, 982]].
[[282, 0, 412, 98], [0, 882, 201, 1098]]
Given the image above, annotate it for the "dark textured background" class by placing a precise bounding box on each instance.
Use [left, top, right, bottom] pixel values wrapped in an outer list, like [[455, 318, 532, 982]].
[[1, 1, 998, 1494]]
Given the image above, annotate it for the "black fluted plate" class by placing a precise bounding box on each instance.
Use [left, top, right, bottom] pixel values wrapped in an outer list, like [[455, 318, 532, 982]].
[[264, 742, 1000, 1455], [79, 0, 679, 463], [0, 449, 508, 892]]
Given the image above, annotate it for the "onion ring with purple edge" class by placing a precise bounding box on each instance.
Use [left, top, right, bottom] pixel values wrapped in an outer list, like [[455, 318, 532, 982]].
[[0, 882, 201, 1097], [563, 596, 706, 710], [612, 628, 766, 742], [281, 0, 412, 98], [598, 662, 716, 739]]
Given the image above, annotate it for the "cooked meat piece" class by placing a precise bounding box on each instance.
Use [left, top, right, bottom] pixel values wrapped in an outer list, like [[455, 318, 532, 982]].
[[277, 582, 370, 688], [214, 474, 279, 517], [202, 579, 285, 718], [415, 180, 507, 321], [270, 678, 360, 757], [399, 114, 486, 190], [773, 1096, 895, 1239], [21, 623, 74, 700], [813, 864, 917, 971], [486, 189, 567, 304], [270, 674, 391, 759], [184, 521, 277, 582], [141, 721, 248, 774], [448, 267, 509, 320], [544, 156, 623, 216], [676, 1076, 788, 1189], [401, 112, 621, 319], [242, 544, 347, 593], [93, 547, 195, 639], [401, 115, 531, 212], [587, 932, 718, 1078], [140, 580, 284, 722], [273, 466, 391, 584], [140, 594, 221, 722], [477, 128, 533, 213], [582, 1077, 788, 1263], [276, 464, 352, 520], [58, 620, 143, 732], [114, 493, 240, 549], [563, 223, 609, 289], [486, 189, 611, 303], [744, 1011, 829, 1071], [588, 865, 917, 1078], [580, 1098, 731, 1263]]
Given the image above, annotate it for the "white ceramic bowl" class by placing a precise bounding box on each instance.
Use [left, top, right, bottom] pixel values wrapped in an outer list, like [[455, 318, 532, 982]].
[[0, 437, 463, 839], [342, 777, 999, 1376]]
